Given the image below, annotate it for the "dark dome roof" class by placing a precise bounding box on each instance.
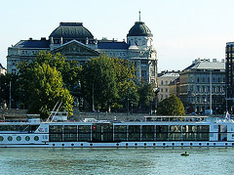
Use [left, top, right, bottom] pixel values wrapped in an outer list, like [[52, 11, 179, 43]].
[[127, 21, 153, 37], [50, 22, 94, 39]]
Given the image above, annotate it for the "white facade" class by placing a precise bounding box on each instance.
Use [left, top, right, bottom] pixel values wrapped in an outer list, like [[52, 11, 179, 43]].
[[157, 71, 180, 102], [7, 20, 157, 84]]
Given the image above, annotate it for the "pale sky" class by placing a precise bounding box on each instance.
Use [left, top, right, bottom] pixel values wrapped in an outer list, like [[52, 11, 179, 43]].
[[1, 0, 234, 72]]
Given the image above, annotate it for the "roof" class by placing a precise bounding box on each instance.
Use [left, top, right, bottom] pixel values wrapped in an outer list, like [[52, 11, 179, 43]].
[[193, 61, 225, 70], [98, 41, 129, 50], [0, 63, 6, 69], [127, 21, 153, 37], [160, 72, 180, 78], [50, 22, 94, 39], [183, 59, 225, 72], [14, 38, 50, 48]]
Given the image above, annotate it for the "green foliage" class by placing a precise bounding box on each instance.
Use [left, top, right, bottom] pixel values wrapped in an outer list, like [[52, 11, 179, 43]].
[[157, 95, 185, 116], [138, 83, 155, 112], [18, 52, 74, 118], [30, 51, 81, 92], [112, 57, 139, 109], [0, 73, 20, 108], [80, 55, 139, 112]]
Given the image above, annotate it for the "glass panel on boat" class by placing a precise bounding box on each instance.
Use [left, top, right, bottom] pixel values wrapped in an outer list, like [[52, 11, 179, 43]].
[[64, 125, 77, 141], [196, 125, 209, 141], [0, 125, 32, 132], [49, 125, 63, 142], [156, 125, 168, 141], [169, 125, 182, 141], [218, 124, 227, 141], [114, 125, 127, 141], [182, 125, 196, 141], [0, 136, 3, 141], [128, 125, 140, 141], [92, 123, 113, 142], [78, 125, 91, 141], [142, 125, 154, 141]]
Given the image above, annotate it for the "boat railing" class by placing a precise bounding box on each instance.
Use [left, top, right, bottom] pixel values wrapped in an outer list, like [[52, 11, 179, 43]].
[[144, 116, 209, 122], [144, 116, 234, 123]]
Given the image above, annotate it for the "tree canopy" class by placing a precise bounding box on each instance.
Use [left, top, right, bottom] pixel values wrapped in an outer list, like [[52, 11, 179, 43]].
[[156, 95, 185, 116], [80, 55, 139, 112], [138, 83, 155, 112], [17, 52, 74, 118]]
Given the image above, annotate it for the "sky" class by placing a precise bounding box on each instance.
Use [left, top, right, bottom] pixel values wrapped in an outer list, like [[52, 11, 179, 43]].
[[1, 0, 234, 72]]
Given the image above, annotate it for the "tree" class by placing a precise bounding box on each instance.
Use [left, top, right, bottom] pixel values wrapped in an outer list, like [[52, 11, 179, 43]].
[[0, 73, 20, 109], [112, 57, 139, 111], [157, 95, 185, 116], [25, 51, 81, 92], [20, 63, 73, 119], [138, 83, 155, 112], [80, 55, 119, 111], [80, 55, 138, 112]]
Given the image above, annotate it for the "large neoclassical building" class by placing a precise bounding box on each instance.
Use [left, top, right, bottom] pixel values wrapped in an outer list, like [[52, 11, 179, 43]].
[[7, 18, 157, 84]]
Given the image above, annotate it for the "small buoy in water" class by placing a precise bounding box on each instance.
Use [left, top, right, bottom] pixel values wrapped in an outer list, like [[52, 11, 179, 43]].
[[181, 151, 189, 156]]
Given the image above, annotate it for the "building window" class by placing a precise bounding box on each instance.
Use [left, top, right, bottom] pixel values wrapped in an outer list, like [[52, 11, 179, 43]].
[[201, 86, 205, 92], [161, 80, 163, 85], [12, 69, 16, 74], [141, 70, 147, 77], [196, 86, 200, 92], [202, 77, 205, 82]]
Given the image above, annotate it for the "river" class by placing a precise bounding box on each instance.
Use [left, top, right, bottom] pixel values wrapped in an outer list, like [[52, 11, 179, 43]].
[[0, 148, 233, 174]]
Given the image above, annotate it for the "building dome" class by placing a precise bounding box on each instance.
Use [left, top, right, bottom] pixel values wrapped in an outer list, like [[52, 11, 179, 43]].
[[127, 21, 153, 37], [50, 22, 94, 39]]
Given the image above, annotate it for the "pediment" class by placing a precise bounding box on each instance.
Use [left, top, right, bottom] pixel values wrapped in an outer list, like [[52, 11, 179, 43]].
[[52, 40, 100, 56]]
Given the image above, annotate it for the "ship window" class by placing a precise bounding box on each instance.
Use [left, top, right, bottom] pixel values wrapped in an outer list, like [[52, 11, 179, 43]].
[[196, 125, 209, 141], [169, 125, 182, 141], [156, 125, 168, 141], [114, 125, 127, 141], [0, 136, 3, 141], [16, 136, 21, 141], [78, 125, 91, 141], [64, 125, 77, 142], [128, 125, 140, 141], [49, 125, 63, 142], [34, 136, 39, 141], [142, 125, 154, 141], [182, 125, 196, 141], [25, 136, 30, 141], [92, 124, 113, 142], [8, 136, 13, 141]]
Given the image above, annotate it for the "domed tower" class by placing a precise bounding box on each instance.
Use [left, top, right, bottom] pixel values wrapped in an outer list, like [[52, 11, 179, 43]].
[[49, 22, 96, 50], [127, 11, 157, 85]]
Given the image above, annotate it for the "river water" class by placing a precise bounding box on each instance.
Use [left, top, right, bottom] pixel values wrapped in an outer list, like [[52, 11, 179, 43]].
[[0, 148, 233, 175]]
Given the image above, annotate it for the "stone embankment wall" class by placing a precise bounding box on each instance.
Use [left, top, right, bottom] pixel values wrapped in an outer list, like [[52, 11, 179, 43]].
[[0, 109, 28, 119], [0, 108, 148, 122], [72, 108, 147, 122]]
